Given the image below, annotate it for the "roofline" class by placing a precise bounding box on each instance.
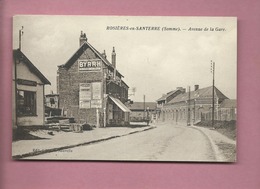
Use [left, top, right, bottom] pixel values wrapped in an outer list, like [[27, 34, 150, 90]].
[[121, 80, 129, 88], [58, 41, 124, 78], [156, 90, 179, 102], [13, 49, 51, 85], [167, 86, 228, 104]]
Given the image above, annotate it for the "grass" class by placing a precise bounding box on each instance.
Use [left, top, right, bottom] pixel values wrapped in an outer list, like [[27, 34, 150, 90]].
[[194, 120, 236, 140], [216, 142, 236, 162]]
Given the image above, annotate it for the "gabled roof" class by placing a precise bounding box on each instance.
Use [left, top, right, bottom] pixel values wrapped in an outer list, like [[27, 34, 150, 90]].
[[13, 49, 51, 85], [220, 99, 237, 108], [58, 41, 123, 77], [156, 90, 179, 102], [121, 80, 129, 89], [168, 86, 228, 104], [127, 102, 157, 110]]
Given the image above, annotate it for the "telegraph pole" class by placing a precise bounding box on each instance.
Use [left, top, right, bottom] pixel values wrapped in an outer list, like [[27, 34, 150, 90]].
[[143, 95, 146, 120], [187, 86, 191, 126], [211, 60, 215, 128], [15, 26, 24, 128], [19, 26, 24, 50]]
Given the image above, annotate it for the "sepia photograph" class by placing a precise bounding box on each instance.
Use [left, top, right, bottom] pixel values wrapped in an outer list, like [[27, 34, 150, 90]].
[[12, 15, 237, 162]]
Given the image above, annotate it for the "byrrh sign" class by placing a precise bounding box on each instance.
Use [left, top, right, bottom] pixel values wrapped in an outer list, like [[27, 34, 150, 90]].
[[78, 59, 102, 71]]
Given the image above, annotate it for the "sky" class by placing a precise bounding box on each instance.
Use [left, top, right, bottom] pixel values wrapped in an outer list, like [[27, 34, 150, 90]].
[[13, 16, 237, 102]]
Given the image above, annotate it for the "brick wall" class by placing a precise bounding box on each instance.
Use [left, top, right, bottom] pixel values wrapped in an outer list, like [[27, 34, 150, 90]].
[[58, 44, 130, 126], [58, 48, 104, 125]]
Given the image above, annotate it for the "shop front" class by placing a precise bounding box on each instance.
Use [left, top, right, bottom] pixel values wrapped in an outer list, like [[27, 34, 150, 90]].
[[106, 96, 131, 126]]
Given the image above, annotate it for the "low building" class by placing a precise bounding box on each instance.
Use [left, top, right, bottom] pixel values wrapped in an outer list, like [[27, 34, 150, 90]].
[[156, 87, 185, 108], [57, 31, 131, 127], [127, 102, 157, 122], [158, 85, 230, 124], [156, 87, 186, 122], [198, 99, 237, 122], [218, 99, 237, 121], [45, 93, 61, 117], [45, 93, 59, 109], [12, 49, 51, 128]]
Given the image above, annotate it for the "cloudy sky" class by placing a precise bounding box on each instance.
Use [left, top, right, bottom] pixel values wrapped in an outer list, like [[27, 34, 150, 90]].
[[13, 16, 237, 102]]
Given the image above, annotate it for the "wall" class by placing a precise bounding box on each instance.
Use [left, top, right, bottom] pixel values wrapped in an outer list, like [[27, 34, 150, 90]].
[[58, 47, 104, 125], [159, 98, 219, 124], [14, 59, 46, 126]]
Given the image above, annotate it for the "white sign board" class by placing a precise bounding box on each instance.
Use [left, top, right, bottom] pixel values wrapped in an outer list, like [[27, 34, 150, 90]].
[[78, 59, 102, 71], [79, 83, 91, 109]]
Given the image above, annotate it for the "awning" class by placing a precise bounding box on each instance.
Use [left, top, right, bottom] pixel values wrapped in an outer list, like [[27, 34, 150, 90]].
[[109, 96, 131, 112]]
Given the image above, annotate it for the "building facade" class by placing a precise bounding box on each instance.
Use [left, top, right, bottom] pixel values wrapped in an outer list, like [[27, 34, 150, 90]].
[[45, 93, 59, 109], [203, 99, 237, 121], [158, 85, 231, 124], [13, 49, 51, 128], [156, 87, 186, 122], [45, 93, 61, 117], [156, 87, 185, 109], [127, 102, 157, 122], [57, 32, 130, 127]]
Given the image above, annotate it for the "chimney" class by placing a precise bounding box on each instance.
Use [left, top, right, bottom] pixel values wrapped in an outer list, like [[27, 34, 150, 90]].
[[102, 50, 107, 59], [194, 85, 199, 91], [112, 47, 116, 67], [79, 31, 87, 46]]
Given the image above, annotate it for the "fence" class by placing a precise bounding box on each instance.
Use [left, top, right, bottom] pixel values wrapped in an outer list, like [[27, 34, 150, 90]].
[[201, 108, 237, 121]]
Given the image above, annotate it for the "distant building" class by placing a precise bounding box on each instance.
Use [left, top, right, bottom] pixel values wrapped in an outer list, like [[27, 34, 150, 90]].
[[218, 99, 237, 121], [13, 49, 51, 128], [57, 31, 131, 127], [156, 87, 186, 122], [45, 93, 61, 117], [156, 87, 185, 109], [158, 85, 234, 124], [45, 93, 59, 109], [127, 102, 157, 122]]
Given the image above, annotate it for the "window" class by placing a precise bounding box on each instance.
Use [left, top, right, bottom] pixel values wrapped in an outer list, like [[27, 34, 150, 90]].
[[17, 90, 36, 116], [50, 98, 55, 105]]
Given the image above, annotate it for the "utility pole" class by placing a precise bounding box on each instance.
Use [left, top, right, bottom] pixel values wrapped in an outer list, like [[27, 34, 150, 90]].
[[187, 86, 191, 126], [211, 60, 215, 128], [143, 95, 146, 120], [19, 26, 24, 50], [15, 26, 24, 128]]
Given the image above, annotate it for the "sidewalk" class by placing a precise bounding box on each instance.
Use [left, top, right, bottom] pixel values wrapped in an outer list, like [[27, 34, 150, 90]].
[[162, 121, 235, 145], [156, 121, 236, 161], [192, 125, 236, 161], [192, 125, 236, 145], [12, 126, 155, 159]]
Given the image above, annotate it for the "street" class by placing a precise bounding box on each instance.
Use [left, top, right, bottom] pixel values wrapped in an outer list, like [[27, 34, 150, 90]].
[[27, 123, 218, 161]]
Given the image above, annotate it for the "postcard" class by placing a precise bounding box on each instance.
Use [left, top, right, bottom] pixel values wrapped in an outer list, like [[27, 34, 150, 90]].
[[12, 15, 237, 162]]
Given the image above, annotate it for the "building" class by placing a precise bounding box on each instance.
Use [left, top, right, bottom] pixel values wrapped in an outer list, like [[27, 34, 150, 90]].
[[45, 93, 61, 117], [217, 99, 237, 121], [45, 93, 59, 109], [156, 87, 186, 122], [12, 49, 51, 128], [156, 87, 185, 108], [127, 102, 157, 122], [57, 31, 131, 127], [158, 85, 230, 124]]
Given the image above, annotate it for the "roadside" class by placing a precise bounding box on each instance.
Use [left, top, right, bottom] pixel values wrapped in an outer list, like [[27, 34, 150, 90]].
[[13, 121, 236, 162], [194, 120, 236, 140], [12, 124, 155, 159], [192, 121, 236, 162], [156, 121, 236, 162]]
